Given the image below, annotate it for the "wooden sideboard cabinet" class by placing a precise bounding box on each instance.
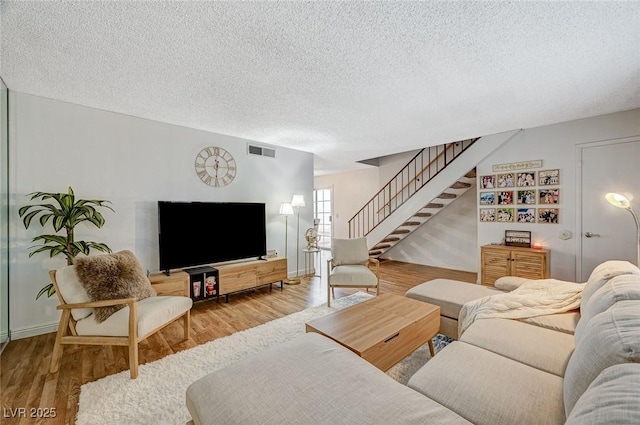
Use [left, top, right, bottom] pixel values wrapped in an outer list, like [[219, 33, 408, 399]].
[[480, 244, 550, 286], [149, 257, 288, 303], [218, 257, 288, 301], [149, 271, 190, 297]]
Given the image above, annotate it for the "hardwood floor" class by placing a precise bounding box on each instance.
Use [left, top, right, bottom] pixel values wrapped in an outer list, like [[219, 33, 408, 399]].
[[0, 258, 476, 425]]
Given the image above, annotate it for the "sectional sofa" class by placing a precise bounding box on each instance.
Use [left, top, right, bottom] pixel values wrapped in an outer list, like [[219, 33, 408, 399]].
[[185, 260, 640, 424]]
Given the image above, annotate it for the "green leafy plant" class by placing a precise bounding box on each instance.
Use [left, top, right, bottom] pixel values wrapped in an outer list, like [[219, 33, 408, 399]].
[[18, 187, 114, 299]]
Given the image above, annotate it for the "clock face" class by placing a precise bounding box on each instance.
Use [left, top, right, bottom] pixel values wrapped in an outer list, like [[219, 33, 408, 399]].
[[194, 146, 237, 187]]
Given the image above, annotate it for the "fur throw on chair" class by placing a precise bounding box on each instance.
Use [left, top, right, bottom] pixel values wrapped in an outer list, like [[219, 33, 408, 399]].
[[75, 250, 156, 322]]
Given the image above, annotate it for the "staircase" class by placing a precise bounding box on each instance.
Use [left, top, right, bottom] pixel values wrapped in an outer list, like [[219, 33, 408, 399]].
[[348, 130, 521, 258], [368, 168, 477, 257]]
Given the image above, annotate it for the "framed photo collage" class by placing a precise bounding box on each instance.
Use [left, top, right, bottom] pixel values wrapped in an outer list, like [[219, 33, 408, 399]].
[[478, 169, 560, 224]]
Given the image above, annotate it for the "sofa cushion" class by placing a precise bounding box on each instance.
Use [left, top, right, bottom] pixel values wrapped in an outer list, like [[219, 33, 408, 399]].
[[575, 274, 640, 343], [329, 264, 377, 286], [75, 296, 192, 337], [563, 300, 640, 416], [519, 311, 580, 334], [460, 318, 574, 376], [186, 332, 472, 425], [405, 279, 503, 320], [408, 342, 565, 425], [581, 260, 640, 314], [332, 237, 369, 266], [566, 363, 640, 424], [55, 265, 93, 321]]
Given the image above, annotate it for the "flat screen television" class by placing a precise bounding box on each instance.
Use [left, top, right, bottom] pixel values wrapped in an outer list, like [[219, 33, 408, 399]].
[[158, 201, 267, 273]]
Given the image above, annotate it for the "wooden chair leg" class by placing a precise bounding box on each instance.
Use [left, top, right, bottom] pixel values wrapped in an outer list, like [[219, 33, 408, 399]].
[[129, 340, 139, 379], [49, 309, 70, 374], [183, 311, 190, 340], [327, 281, 331, 307], [128, 300, 139, 379]]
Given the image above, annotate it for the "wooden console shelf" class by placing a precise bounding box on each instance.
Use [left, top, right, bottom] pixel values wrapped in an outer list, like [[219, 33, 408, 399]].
[[480, 244, 550, 286], [149, 257, 288, 303], [149, 271, 189, 297], [217, 257, 288, 301]]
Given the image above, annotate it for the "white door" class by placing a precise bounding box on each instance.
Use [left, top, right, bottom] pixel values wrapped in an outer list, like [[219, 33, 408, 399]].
[[580, 139, 640, 281]]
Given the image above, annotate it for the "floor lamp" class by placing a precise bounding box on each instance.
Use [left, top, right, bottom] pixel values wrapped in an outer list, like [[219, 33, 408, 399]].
[[288, 194, 305, 285], [606, 192, 640, 266], [279, 202, 295, 284]]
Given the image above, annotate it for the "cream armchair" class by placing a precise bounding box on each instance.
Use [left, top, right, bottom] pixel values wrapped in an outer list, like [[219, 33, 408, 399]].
[[49, 265, 192, 379], [327, 237, 380, 307]]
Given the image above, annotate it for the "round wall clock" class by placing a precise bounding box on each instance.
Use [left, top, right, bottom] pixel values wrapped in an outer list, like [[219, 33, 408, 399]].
[[194, 146, 237, 187]]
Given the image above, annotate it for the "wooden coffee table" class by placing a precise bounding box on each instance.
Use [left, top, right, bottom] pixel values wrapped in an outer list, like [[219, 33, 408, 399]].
[[305, 293, 440, 371]]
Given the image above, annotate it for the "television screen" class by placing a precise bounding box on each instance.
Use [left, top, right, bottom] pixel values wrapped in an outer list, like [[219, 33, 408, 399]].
[[158, 201, 267, 272]]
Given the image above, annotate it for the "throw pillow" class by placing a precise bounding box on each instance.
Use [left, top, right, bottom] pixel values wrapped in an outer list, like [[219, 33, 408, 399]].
[[494, 276, 530, 291], [75, 250, 156, 323]]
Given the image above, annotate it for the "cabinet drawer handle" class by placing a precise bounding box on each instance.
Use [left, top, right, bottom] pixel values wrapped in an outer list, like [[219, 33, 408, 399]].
[[384, 333, 400, 343]]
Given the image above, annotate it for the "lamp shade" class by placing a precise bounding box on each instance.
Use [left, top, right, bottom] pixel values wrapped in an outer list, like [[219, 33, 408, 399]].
[[606, 193, 631, 209], [291, 194, 305, 208], [279, 202, 294, 215]]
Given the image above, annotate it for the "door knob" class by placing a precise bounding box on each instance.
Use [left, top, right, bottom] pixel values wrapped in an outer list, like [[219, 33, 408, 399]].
[[584, 232, 601, 238]]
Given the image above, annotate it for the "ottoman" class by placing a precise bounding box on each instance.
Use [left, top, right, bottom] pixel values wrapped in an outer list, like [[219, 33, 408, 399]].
[[405, 279, 504, 339]]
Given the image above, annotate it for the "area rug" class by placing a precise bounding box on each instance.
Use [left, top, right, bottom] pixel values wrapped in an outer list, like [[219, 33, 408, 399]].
[[77, 292, 451, 425]]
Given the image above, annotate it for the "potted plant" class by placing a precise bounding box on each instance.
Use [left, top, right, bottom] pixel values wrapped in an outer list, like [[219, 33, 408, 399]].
[[18, 186, 114, 298]]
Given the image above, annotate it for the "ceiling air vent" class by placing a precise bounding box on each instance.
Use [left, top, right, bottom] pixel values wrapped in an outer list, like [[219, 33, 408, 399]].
[[247, 144, 276, 158]]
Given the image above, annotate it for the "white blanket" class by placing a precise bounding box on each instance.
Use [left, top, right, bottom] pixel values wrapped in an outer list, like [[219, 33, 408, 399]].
[[458, 279, 584, 337]]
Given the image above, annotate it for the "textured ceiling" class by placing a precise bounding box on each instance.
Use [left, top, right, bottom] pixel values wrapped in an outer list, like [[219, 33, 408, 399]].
[[2, 1, 640, 175]]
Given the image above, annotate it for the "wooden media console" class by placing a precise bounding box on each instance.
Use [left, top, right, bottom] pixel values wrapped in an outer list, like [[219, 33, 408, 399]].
[[150, 257, 288, 303]]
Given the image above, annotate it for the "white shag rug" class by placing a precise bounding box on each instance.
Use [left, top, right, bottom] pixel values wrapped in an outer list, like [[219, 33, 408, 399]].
[[77, 292, 451, 425]]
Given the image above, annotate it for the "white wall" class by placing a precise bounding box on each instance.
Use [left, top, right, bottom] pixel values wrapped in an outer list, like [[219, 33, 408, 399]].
[[383, 189, 478, 272], [477, 108, 640, 282], [314, 167, 379, 239], [9, 92, 314, 338], [377, 150, 420, 186]]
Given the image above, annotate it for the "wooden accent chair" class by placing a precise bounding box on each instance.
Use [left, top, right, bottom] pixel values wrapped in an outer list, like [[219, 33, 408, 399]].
[[49, 266, 192, 379], [327, 237, 380, 307]]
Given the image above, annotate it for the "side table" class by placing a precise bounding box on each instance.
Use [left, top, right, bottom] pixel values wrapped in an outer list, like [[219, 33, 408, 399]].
[[303, 248, 321, 278]]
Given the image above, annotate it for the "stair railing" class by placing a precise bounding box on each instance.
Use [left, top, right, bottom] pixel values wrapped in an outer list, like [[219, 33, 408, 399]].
[[348, 138, 478, 238]]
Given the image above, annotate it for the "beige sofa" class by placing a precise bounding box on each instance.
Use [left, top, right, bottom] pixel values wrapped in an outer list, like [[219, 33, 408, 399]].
[[405, 276, 581, 339], [185, 260, 640, 425]]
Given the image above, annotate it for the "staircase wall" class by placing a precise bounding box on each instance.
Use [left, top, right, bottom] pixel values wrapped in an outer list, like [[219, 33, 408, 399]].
[[381, 189, 478, 272]]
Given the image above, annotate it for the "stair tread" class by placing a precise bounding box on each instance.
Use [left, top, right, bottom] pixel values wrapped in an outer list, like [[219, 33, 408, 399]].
[[381, 237, 401, 242], [391, 229, 410, 234], [402, 221, 421, 226], [438, 193, 457, 199], [465, 169, 477, 178], [450, 181, 472, 189], [414, 212, 432, 217], [424, 203, 444, 209]]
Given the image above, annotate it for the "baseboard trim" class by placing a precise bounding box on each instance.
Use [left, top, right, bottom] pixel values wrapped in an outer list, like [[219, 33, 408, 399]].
[[10, 321, 58, 340]]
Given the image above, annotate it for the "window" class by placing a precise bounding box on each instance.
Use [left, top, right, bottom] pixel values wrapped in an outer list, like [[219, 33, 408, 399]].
[[313, 188, 332, 250]]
